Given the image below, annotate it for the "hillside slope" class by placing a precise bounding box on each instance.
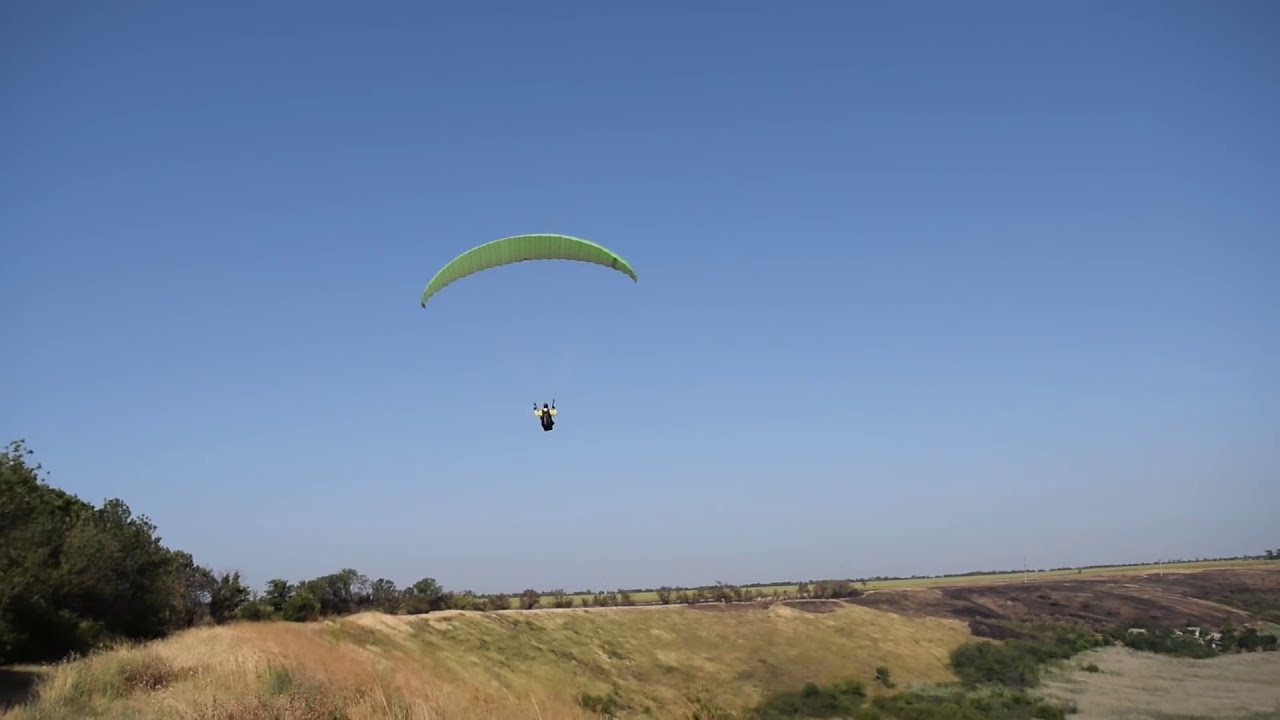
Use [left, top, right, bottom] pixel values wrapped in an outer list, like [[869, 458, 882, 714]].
[[1041, 646, 1280, 719], [2, 602, 973, 719], [848, 565, 1280, 632]]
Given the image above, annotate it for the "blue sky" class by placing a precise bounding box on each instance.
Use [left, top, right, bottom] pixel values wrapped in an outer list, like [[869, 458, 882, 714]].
[[3, 1, 1277, 595]]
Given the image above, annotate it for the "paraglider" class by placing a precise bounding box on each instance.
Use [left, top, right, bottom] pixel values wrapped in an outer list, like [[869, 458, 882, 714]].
[[419, 233, 637, 308], [534, 401, 557, 431], [419, 234, 637, 433]]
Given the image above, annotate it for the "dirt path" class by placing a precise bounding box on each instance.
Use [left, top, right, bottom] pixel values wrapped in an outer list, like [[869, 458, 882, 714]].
[[0, 667, 44, 713]]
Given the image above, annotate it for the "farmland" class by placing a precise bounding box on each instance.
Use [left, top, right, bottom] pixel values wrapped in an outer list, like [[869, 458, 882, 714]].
[[4, 563, 1278, 719], [507, 558, 1273, 609]]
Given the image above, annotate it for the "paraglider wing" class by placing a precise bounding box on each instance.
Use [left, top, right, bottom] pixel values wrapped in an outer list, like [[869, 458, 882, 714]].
[[419, 233, 638, 307]]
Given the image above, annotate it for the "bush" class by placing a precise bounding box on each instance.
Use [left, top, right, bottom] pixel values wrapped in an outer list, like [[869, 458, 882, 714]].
[[119, 653, 181, 693], [869, 688, 1071, 720], [281, 591, 320, 622], [234, 602, 272, 622], [753, 678, 866, 719], [951, 641, 1042, 689], [1108, 628, 1217, 659], [951, 623, 1105, 690], [687, 690, 737, 720], [579, 687, 628, 716]]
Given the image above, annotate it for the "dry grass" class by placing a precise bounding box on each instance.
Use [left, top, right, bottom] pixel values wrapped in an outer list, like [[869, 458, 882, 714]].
[[522, 559, 1272, 608], [2, 603, 972, 719], [1039, 646, 1280, 720]]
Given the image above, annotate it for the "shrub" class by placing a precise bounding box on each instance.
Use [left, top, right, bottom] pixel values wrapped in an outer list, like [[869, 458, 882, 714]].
[[950, 640, 1042, 689], [753, 678, 866, 718], [119, 653, 181, 693], [579, 687, 628, 716], [1112, 628, 1217, 658], [868, 688, 1071, 720], [234, 602, 272, 622], [951, 623, 1106, 690], [281, 590, 320, 622]]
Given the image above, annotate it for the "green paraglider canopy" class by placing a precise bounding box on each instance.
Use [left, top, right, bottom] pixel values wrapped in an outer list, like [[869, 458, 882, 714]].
[[419, 233, 637, 307]]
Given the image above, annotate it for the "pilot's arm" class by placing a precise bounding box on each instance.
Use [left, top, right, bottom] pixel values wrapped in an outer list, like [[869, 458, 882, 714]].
[[549, 408, 557, 416]]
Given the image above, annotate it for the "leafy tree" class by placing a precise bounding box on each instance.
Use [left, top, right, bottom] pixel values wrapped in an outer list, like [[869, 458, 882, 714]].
[[302, 568, 370, 615], [167, 551, 216, 628], [370, 578, 400, 613], [282, 589, 320, 622], [208, 571, 250, 623], [263, 579, 293, 612], [0, 440, 215, 662], [402, 577, 446, 614]]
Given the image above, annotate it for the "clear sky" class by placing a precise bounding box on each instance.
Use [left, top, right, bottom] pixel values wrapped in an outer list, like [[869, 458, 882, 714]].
[[3, 1, 1277, 595]]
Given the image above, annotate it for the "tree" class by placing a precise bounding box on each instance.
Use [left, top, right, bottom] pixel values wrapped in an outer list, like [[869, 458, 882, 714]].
[[302, 568, 370, 616], [370, 578, 400, 613], [402, 577, 446, 614], [208, 571, 250, 623], [0, 440, 216, 662], [168, 551, 216, 628], [519, 589, 541, 610], [282, 589, 320, 622], [264, 579, 293, 613]]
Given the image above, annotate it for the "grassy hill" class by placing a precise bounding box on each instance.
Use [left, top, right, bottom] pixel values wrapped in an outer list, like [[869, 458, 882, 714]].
[[2, 602, 972, 720]]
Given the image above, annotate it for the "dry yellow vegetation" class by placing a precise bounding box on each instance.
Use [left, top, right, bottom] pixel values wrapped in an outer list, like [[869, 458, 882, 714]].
[[2, 602, 973, 719], [1040, 646, 1280, 720], [519, 558, 1271, 608]]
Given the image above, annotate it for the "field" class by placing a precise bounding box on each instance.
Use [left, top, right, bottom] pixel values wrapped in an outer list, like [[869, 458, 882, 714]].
[[846, 565, 1280, 633], [1041, 646, 1280, 719], [518, 558, 1272, 608], [3, 562, 1277, 719]]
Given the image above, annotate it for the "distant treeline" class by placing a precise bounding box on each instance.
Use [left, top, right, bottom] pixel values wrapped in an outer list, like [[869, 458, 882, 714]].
[[3, 439, 1277, 666]]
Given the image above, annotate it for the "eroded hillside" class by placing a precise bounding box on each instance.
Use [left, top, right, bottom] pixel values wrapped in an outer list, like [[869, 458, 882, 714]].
[[2, 602, 972, 719]]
